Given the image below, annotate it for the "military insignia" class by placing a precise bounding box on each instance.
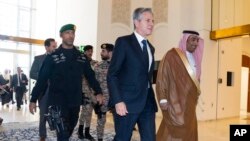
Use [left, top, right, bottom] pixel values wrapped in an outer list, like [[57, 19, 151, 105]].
[[54, 58, 59, 61], [52, 53, 66, 63], [77, 54, 86, 63], [52, 54, 58, 58], [102, 44, 106, 48], [60, 53, 66, 60]]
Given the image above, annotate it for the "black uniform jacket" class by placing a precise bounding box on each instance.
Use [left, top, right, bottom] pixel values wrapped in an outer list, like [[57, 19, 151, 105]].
[[30, 45, 102, 107]]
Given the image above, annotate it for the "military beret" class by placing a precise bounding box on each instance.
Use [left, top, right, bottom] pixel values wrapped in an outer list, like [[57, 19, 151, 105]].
[[101, 43, 114, 52], [83, 45, 93, 52], [183, 30, 199, 35], [60, 24, 76, 33]]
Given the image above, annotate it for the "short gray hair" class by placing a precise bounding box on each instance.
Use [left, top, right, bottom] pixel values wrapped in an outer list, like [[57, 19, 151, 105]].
[[133, 7, 153, 21]]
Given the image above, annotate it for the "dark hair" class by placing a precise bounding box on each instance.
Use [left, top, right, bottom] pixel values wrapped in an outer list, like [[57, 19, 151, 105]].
[[44, 38, 55, 47], [133, 7, 153, 29], [84, 45, 93, 52], [183, 30, 199, 35]]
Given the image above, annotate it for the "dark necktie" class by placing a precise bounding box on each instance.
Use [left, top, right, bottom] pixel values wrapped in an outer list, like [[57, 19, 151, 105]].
[[18, 74, 21, 86], [142, 40, 149, 69]]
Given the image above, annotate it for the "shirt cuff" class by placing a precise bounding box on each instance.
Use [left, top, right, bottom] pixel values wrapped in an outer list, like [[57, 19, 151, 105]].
[[160, 99, 168, 104]]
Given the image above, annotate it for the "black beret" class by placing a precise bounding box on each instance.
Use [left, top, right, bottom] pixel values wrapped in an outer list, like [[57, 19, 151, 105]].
[[83, 45, 93, 52], [101, 43, 114, 52], [60, 24, 76, 33], [183, 30, 199, 35]]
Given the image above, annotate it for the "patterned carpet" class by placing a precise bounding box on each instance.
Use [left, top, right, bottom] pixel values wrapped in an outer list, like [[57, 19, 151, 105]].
[[0, 121, 139, 141]]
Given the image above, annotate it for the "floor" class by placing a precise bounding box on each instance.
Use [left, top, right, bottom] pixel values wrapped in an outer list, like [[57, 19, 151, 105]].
[[1, 102, 250, 141]]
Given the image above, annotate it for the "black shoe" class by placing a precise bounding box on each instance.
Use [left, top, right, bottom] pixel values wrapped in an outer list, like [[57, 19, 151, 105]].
[[85, 127, 95, 141], [85, 134, 95, 141], [0, 118, 3, 125], [12, 101, 15, 104], [17, 107, 20, 111], [78, 125, 84, 139], [78, 134, 84, 139], [98, 139, 103, 141], [133, 127, 137, 131]]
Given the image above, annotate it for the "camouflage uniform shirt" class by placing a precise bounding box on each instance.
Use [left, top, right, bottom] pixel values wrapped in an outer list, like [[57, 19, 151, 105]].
[[94, 60, 110, 112]]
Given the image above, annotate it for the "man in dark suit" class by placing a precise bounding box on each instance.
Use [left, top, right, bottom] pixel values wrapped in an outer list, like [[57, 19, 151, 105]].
[[11, 67, 28, 110], [30, 38, 57, 141], [0, 73, 8, 125], [30, 38, 57, 80], [107, 7, 158, 141]]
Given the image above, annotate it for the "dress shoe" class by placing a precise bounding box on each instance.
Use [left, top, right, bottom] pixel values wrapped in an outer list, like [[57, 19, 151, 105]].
[[133, 127, 137, 131], [0, 118, 3, 125], [40, 137, 46, 141], [17, 107, 20, 111]]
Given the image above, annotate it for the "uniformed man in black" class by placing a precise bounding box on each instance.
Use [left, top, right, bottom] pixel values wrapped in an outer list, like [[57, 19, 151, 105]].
[[29, 24, 103, 141]]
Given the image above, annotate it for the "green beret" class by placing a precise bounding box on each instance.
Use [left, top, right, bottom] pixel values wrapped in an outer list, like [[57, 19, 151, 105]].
[[101, 43, 114, 52], [60, 24, 76, 33]]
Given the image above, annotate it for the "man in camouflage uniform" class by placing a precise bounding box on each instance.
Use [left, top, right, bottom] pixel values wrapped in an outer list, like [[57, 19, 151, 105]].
[[94, 43, 114, 141], [78, 45, 98, 140]]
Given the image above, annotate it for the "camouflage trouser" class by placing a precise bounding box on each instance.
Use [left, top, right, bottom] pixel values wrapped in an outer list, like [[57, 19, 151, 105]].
[[96, 93, 109, 139], [96, 113, 106, 139], [79, 104, 93, 127]]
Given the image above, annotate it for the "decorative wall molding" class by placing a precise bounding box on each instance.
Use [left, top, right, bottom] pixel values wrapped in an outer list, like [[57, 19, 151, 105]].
[[111, 0, 131, 28], [111, 23, 131, 33], [153, 0, 168, 25]]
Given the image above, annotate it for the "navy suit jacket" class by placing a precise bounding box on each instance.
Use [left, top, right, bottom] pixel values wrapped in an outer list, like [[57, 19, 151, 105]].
[[30, 54, 46, 80], [107, 33, 158, 113]]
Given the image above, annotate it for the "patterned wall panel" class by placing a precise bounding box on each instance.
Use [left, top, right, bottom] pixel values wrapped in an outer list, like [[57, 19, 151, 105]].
[[153, 0, 168, 25], [111, 0, 131, 27]]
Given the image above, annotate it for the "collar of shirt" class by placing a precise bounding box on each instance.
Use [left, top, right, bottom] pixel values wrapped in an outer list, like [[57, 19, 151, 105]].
[[134, 31, 146, 50], [186, 51, 196, 75], [134, 31, 152, 72]]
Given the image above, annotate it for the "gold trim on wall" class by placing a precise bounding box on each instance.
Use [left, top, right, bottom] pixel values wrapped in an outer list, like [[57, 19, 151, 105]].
[[0, 34, 44, 45], [210, 24, 250, 40]]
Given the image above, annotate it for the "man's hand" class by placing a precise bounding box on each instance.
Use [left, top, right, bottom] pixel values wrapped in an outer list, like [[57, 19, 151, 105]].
[[95, 94, 104, 105], [29, 102, 36, 114], [159, 102, 169, 110], [115, 102, 128, 116]]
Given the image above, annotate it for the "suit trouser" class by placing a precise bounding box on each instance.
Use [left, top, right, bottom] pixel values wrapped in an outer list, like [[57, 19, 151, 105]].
[[38, 88, 49, 138], [113, 90, 156, 141], [15, 87, 24, 108], [57, 106, 80, 141]]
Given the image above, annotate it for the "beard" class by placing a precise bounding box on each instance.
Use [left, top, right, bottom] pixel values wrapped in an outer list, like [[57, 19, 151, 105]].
[[63, 39, 74, 47], [101, 56, 109, 61]]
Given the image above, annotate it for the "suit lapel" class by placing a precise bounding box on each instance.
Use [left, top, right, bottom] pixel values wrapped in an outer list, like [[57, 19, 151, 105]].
[[130, 34, 149, 68], [148, 41, 155, 73], [39, 54, 47, 70]]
